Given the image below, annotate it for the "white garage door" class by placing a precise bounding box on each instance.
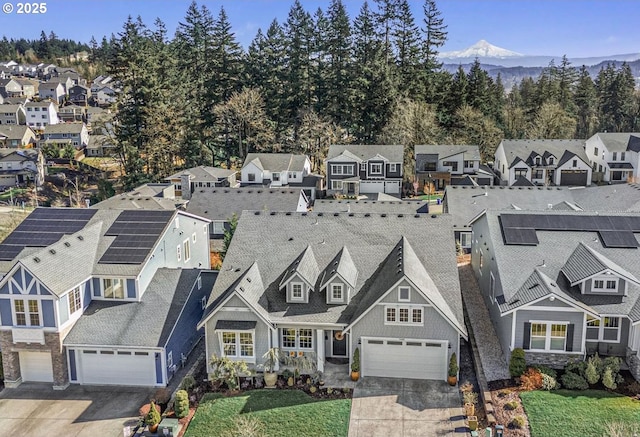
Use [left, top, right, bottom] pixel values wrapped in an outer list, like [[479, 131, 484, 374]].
[[19, 351, 54, 382], [79, 349, 157, 386], [362, 338, 447, 380], [360, 181, 384, 194], [384, 181, 400, 194]]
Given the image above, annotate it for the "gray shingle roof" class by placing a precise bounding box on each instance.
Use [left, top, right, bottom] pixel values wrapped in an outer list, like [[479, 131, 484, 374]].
[[186, 188, 305, 221], [215, 320, 256, 330], [64, 269, 215, 347], [500, 139, 587, 168], [593, 133, 640, 152], [483, 210, 640, 320], [415, 145, 481, 161], [165, 166, 236, 181], [314, 199, 428, 214], [327, 145, 403, 162], [319, 247, 358, 290], [512, 176, 535, 187], [243, 153, 308, 173], [203, 212, 465, 333], [0, 125, 34, 141], [570, 184, 640, 212], [279, 245, 320, 288], [43, 123, 85, 135]]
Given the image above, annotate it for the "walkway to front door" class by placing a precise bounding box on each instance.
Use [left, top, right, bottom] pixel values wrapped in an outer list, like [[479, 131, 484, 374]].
[[348, 377, 468, 437]]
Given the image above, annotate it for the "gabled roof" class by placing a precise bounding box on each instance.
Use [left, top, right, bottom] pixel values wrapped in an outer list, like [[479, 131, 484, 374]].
[[314, 199, 428, 214], [500, 139, 588, 168], [556, 150, 584, 167], [65, 269, 215, 347], [0, 125, 34, 141], [279, 245, 320, 289], [593, 133, 640, 152], [243, 153, 308, 173], [165, 166, 236, 181], [0, 104, 23, 113], [327, 144, 403, 163], [43, 123, 86, 135], [508, 156, 527, 169], [415, 145, 481, 161], [320, 247, 358, 290], [512, 176, 535, 187], [561, 242, 639, 285]]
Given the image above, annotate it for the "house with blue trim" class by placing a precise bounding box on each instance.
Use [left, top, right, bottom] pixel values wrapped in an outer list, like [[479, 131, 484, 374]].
[[0, 207, 213, 389]]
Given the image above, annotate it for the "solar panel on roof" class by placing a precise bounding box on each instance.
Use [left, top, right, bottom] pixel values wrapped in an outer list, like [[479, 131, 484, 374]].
[[503, 227, 539, 245], [598, 231, 639, 249], [110, 234, 157, 249], [98, 247, 152, 264], [0, 246, 24, 261]]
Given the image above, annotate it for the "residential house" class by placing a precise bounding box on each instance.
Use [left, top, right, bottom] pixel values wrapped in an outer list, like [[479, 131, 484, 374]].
[[91, 183, 186, 210], [0, 208, 212, 389], [470, 210, 640, 380], [0, 148, 45, 186], [241, 153, 322, 200], [585, 133, 640, 183], [93, 86, 117, 106], [166, 166, 238, 198], [314, 198, 428, 215], [415, 145, 495, 190], [0, 104, 26, 126], [39, 81, 66, 105], [198, 212, 466, 381], [494, 140, 591, 186], [0, 125, 36, 148], [0, 67, 12, 79], [68, 85, 91, 106], [14, 78, 36, 98], [325, 145, 403, 197], [58, 104, 86, 123], [186, 188, 308, 240], [41, 123, 89, 149], [2, 96, 29, 106], [86, 134, 115, 157], [24, 101, 59, 128], [91, 75, 112, 94], [0, 79, 22, 98], [86, 106, 108, 127], [37, 63, 57, 79]]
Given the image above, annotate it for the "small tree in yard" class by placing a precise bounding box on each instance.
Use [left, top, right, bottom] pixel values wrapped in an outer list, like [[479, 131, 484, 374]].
[[61, 144, 75, 160], [145, 400, 161, 428], [509, 348, 527, 378], [585, 354, 601, 385], [174, 390, 189, 419], [209, 354, 249, 391]]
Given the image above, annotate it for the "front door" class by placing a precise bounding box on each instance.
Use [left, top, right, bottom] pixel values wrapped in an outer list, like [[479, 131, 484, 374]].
[[332, 330, 347, 356], [347, 183, 355, 195]]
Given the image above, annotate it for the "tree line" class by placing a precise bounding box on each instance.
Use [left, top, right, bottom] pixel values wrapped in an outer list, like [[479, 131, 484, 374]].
[[0, 32, 90, 62], [96, 0, 639, 189]]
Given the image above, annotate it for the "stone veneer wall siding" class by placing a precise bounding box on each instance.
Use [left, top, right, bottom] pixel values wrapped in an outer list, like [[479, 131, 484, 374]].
[[0, 323, 75, 389], [524, 351, 584, 369], [626, 347, 640, 382]]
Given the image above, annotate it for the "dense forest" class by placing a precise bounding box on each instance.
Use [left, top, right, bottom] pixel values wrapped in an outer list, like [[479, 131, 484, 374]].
[[10, 0, 639, 190], [0, 32, 90, 62]]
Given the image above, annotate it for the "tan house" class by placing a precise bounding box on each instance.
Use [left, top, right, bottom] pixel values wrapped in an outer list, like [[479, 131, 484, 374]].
[[0, 125, 36, 148]]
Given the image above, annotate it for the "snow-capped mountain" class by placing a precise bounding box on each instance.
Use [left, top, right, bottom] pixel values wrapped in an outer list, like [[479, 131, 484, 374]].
[[440, 40, 524, 59]]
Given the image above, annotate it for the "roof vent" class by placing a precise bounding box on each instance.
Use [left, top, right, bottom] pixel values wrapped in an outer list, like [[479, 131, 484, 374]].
[[239, 286, 245, 292], [317, 213, 324, 217], [288, 237, 293, 241], [348, 213, 354, 217], [49, 249, 56, 254], [77, 235, 84, 241], [235, 268, 241, 272], [246, 277, 252, 282], [204, 210, 208, 214], [364, 213, 370, 217], [254, 211, 260, 215], [398, 214, 404, 218], [64, 242, 70, 247], [333, 213, 339, 216], [33, 257, 40, 263], [285, 212, 292, 216], [301, 212, 307, 216], [431, 215, 437, 219], [270, 212, 276, 215], [381, 213, 387, 217]]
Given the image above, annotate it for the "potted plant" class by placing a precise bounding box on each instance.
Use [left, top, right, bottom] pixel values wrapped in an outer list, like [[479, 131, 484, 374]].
[[351, 347, 360, 381], [447, 353, 458, 386], [145, 400, 161, 433], [463, 391, 478, 417], [262, 347, 280, 388]]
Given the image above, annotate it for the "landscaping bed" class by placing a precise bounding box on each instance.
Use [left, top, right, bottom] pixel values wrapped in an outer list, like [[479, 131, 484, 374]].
[[184, 390, 352, 437]]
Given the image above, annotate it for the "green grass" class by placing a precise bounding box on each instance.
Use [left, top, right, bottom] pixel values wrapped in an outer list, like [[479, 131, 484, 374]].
[[413, 194, 443, 202], [0, 188, 28, 201], [520, 389, 640, 437], [185, 390, 351, 437]]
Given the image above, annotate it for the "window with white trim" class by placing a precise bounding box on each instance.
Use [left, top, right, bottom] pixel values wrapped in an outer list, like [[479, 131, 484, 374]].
[[389, 163, 398, 173], [331, 180, 343, 190], [167, 351, 173, 368], [14, 299, 40, 326], [548, 157, 554, 165], [291, 283, 303, 301], [201, 296, 207, 310], [221, 331, 254, 359], [360, 163, 366, 171], [331, 284, 343, 300], [592, 277, 618, 292], [370, 163, 383, 174], [530, 322, 567, 351], [203, 224, 208, 235], [460, 232, 471, 248], [197, 276, 202, 290], [490, 273, 496, 303], [103, 278, 124, 299], [68, 286, 81, 314], [385, 305, 423, 326], [587, 316, 621, 342], [331, 165, 354, 175], [398, 286, 410, 302], [280, 328, 313, 350], [183, 239, 190, 262], [212, 222, 225, 235]]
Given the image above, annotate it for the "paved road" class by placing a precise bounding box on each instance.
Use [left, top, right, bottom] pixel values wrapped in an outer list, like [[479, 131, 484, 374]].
[[348, 377, 468, 437]]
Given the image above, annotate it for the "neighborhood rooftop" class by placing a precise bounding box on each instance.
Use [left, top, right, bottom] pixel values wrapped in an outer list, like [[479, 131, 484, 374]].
[[327, 144, 404, 162], [243, 153, 309, 173]]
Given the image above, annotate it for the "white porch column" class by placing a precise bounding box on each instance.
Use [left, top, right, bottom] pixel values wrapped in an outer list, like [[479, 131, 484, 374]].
[[316, 329, 324, 373], [271, 328, 280, 371]]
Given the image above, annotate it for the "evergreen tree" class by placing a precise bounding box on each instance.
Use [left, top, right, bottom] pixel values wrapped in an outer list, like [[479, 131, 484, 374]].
[[325, 0, 353, 126], [421, 0, 448, 101], [555, 55, 578, 111], [311, 7, 330, 116], [372, 0, 399, 69], [393, 0, 422, 98], [527, 102, 577, 139], [451, 104, 503, 162], [466, 59, 492, 115], [574, 65, 598, 138]]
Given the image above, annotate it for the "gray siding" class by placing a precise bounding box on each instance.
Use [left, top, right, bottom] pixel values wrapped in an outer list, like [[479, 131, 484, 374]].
[[380, 279, 427, 304], [285, 277, 309, 304], [385, 162, 402, 178], [325, 276, 348, 305], [586, 317, 630, 356], [42, 299, 55, 327], [584, 278, 626, 296], [530, 298, 572, 308], [514, 309, 584, 352]]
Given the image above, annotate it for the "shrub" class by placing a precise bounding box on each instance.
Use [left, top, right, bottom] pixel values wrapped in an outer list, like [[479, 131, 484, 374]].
[[287, 377, 294, 387], [460, 381, 474, 393], [351, 348, 360, 373], [533, 365, 557, 379], [281, 369, 294, 380], [153, 388, 171, 405], [145, 401, 161, 427], [603, 356, 621, 375], [174, 390, 189, 419], [181, 375, 196, 391], [602, 367, 617, 390], [520, 367, 543, 391], [209, 354, 249, 391], [497, 389, 512, 398], [139, 402, 161, 417], [585, 359, 600, 385], [541, 373, 559, 391], [504, 400, 519, 410], [564, 359, 587, 377], [232, 415, 265, 437], [448, 353, 458, 377], [463, 391, 478, 405], [510, 416, 526, 429], [560, 371, 589, 390], [509, 348, 526, 378], [309, 386, 317, 394]]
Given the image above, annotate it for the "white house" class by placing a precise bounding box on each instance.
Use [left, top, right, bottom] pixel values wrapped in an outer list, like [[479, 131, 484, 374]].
[[24, 101, 59, 129], [241, 153, 311, 187], [584, 133, 640, 183]]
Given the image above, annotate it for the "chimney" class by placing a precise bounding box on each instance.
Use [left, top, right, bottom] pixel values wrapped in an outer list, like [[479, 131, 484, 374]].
[[180, 173, 192, 200]]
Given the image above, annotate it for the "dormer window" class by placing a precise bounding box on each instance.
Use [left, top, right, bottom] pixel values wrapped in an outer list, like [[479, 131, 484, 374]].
[[548, 157, 554, 165], [290, 283, 304, 302], [331, 284, 343, 301], [398, 286, 410, 302], [593, 277, 618, 293], [535, 157, 541, 165]]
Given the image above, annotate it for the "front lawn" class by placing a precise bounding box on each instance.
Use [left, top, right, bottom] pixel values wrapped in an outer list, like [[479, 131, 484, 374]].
[[520, 389, 640, 437], [185, 390, 351, 437]]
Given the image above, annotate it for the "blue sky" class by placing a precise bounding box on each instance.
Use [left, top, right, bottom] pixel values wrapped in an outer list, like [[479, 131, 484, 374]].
[[0, 0, 638, 57]]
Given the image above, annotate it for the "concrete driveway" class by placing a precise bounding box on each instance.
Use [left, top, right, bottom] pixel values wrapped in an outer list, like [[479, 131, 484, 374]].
[[348, 377, 468, 437], [0, 383, 154, 437]]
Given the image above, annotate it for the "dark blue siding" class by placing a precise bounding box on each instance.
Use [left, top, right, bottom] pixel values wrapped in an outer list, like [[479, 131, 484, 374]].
[[127, 279, 136, 299], [0, 283, 8, 294], [92, 278, 100, 297], [11, 269, 23, 292], [39, 284, 52, 296], [0, 298, 12, 326], [42, 300, 55, 327], [69, 349, 77, 381], [163, 272, 216, 382], [83, 281, 91, 309], [24, 270, 34, 293], [155, 353, 163, 384]]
